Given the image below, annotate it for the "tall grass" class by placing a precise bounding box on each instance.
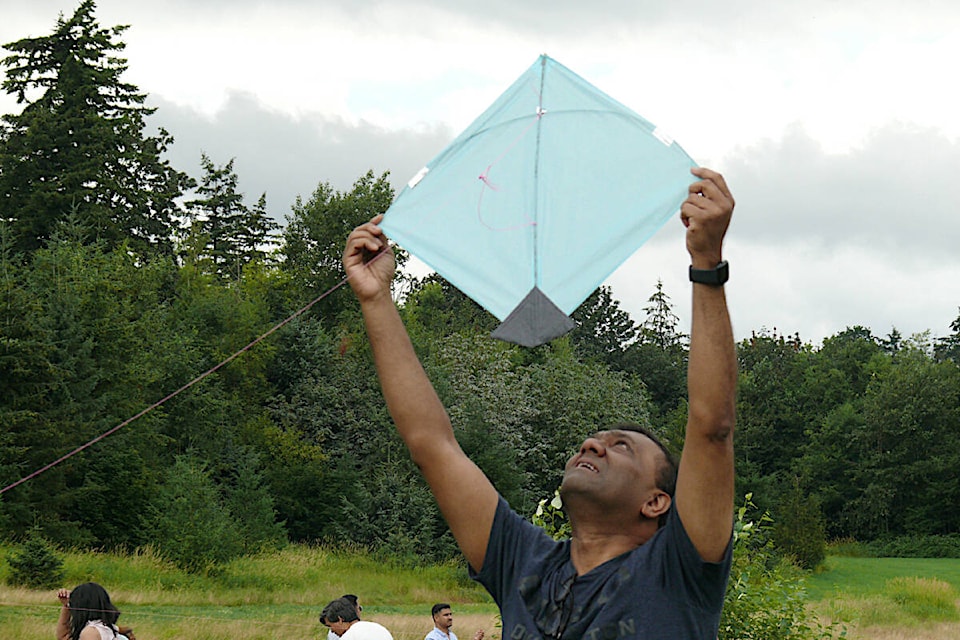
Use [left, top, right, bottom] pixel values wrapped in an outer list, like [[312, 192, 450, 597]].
[[808, 558, 960, 637], [0, 543, 496, 640], [814, 577, 958, 630]]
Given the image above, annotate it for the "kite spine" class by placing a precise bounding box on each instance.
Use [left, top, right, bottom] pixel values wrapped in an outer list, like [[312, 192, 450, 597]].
[[532, 55, 547, 287]]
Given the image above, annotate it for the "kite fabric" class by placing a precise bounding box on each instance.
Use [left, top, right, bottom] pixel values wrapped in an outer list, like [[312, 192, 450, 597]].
[[380, 54, 696, 347]]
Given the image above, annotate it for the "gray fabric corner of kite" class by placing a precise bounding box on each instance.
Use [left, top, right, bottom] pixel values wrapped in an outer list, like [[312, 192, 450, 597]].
[[490, 286, 576, 347]]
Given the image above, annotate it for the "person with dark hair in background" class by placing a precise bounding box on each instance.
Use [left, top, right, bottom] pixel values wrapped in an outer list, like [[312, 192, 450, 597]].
[[321, 596, 392, 640], [328, 594, 362, 640], [55, 582, 134, 640]]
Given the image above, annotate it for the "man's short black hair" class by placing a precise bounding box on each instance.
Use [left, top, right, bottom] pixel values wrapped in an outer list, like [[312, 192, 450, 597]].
[[321, 597, 360, 625], [431, 602, 451, 618]]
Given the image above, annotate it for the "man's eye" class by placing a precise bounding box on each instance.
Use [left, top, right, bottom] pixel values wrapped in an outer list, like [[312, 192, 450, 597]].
[[615, 441, 629, 449]]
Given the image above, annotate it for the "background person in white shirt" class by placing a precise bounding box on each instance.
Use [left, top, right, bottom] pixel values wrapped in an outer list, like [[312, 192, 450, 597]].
[[424, 603, 484, 640], [327, 595, 361, 640], [321, 597, 392, 640]]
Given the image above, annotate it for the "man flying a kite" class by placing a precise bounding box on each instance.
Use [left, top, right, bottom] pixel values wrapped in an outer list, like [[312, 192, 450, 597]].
[[342, 166, 736, 639]]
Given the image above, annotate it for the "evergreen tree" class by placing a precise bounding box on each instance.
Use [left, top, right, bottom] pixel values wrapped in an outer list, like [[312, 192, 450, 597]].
[[621, 280, 687, 419], [0, 0, 190, 256], [639, 279, 685, 349], [221, 447, 287, 554], [0, 215, 176, 546], [183, 154, 278, 279], [881, 327, 903, 355], [570, 285, 638, 367], [240, 193, 279, 263], [935, 308, 960, 364], [5, 528, 65, 588], [143, 455, 243, 574]]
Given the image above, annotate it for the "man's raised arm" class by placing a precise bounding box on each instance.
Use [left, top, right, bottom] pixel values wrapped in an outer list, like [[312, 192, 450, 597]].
[[343, 215, 499, 571], [674, 168, 738, 563]]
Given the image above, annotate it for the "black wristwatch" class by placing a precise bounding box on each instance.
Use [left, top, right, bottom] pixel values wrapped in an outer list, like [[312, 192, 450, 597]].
[[689, 260, 729, 286]]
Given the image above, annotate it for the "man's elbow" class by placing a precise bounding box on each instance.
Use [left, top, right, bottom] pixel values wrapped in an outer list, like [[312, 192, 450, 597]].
[[405, 427, 461, 469], [688, 404, 736, 443]]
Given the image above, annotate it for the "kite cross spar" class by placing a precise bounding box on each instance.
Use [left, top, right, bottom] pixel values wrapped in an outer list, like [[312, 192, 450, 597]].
[[380, 54, 697, 347]]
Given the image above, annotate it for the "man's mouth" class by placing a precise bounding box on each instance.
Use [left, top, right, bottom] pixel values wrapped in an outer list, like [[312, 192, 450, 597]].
[[576, 460, 598, 473]]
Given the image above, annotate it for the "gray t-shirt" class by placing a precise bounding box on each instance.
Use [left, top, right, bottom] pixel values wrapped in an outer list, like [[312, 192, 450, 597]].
[[471, 497, 732, 639]]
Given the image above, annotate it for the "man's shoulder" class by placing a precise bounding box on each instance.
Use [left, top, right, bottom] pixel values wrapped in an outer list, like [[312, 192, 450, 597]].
[[424, 628, 453, 640], [344, 620, 393, 640]]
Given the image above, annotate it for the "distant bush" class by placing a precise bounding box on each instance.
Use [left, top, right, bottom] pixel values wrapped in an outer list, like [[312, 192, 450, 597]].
[[865, 534, 960, 558], [886, 577, 959, 622], [773, 481, 827, 570], [825, 538, 870, 557], [5, 528, 65, 588]]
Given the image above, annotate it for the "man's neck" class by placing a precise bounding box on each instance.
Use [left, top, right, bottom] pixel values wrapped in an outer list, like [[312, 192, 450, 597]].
[[568, 521, 656, 575]]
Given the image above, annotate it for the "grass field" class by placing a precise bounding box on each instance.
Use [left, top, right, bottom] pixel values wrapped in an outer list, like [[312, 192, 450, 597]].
[[3, 545, 960, 639], [0, 543, 498, 640], [807, 557, 960, 600], [806, 557, 960, 639]]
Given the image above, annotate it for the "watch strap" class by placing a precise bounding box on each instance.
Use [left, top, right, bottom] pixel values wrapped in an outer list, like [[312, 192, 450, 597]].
[[689, 260, 729, 286]]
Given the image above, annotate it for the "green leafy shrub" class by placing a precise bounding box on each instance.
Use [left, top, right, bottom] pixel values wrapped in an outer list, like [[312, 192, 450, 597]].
[[720, 494, 844, 640], [5, 528, 65, 588], [532, 490, 571, 540]]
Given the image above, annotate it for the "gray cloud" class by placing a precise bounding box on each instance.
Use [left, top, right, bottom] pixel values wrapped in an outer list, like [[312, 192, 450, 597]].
[[723, 123, 959, 264], [111, 0, 951, 33], [148, 91, 452, 223]]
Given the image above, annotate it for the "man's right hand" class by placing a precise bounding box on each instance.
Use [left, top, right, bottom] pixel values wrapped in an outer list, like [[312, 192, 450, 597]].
[[342, 214, 395, 304]]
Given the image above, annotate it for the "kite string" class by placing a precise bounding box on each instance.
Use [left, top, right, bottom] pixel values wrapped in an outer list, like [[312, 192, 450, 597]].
[[0, 250, 388, 496], [476, 109, 544, 232]]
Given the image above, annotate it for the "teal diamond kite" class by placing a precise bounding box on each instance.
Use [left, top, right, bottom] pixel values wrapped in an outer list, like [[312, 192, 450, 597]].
[[381, 54, 696, 347]]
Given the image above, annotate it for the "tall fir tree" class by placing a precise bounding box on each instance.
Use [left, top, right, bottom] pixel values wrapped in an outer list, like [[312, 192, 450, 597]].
[[569, 285, 638, 367], [935, 308, 960, 364], [639, 279, 685, 349], [0, 0, 191, 256], [183, 154, 278, 279]]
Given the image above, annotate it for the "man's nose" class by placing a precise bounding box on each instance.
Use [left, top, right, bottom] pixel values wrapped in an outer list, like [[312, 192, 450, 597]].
[[580, 437, 606, 455]]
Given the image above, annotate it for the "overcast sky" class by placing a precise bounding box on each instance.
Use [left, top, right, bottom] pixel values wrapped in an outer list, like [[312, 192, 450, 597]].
[[3, 0, 959, 345]]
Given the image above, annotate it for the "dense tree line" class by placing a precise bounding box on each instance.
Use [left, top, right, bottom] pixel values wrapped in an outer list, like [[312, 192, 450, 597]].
[[2, 2, 959, 572]]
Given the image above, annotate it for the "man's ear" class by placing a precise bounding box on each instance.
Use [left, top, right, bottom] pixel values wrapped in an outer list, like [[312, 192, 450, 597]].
[[640, 490, 671, 520]]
